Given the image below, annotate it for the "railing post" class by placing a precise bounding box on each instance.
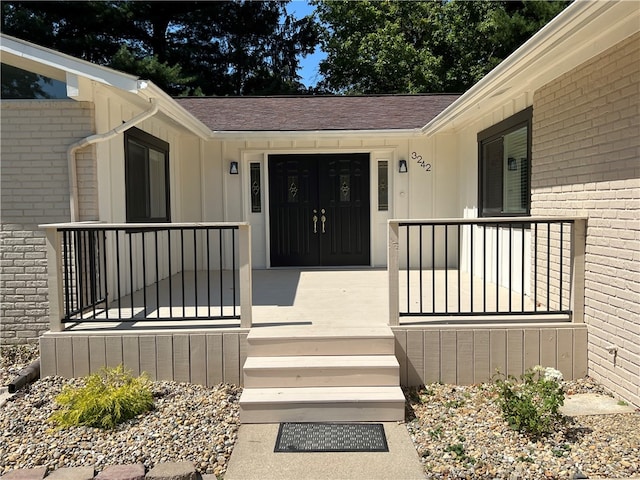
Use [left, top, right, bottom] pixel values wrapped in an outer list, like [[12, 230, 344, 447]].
[[44, 227, 64, 332], [388, 220, 400, 326], [571, 218, 586, 323], [238, 223, 253, 328]]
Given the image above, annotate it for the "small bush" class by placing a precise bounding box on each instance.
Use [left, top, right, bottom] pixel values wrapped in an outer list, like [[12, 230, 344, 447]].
[[493, 365, 565, 437], [49, 365, 153, 430]]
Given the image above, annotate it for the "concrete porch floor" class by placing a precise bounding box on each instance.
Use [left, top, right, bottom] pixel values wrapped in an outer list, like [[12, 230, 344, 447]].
[[64, 267, 551, 331]]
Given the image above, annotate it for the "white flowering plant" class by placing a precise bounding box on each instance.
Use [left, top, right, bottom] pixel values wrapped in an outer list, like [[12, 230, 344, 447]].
[[492, 365, 565, 437]]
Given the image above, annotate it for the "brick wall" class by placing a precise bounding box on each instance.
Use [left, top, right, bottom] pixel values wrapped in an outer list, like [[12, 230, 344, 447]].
[[1, 100, 95, 345], [531, 32, 640, 406]]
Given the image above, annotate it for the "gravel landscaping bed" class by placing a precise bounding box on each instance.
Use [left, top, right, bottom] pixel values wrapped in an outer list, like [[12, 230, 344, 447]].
[[405, 381, 640, 479], [2, 345, 639, 479], [1, 375, 241, 477]]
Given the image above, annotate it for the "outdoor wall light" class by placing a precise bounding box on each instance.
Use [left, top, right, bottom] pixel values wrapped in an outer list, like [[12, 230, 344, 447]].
[[398, 159, 408, 173], [229, 161, 239, 175]]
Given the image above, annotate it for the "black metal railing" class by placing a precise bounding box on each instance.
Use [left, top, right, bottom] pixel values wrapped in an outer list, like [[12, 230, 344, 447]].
[[389, 218, 584, 321], [57, 223, 243, 323]]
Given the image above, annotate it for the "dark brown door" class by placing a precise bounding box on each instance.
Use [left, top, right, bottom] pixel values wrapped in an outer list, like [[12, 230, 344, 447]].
[[269, 154, 370, 267]]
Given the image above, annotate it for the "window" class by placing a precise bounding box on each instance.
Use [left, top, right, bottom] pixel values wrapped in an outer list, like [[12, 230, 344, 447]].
[[250, 162, 261, 213], [478, 107, 531, 217], [125, 127, 170, 222], [1, 63, 68, 99], [378, 160, 388, 211]]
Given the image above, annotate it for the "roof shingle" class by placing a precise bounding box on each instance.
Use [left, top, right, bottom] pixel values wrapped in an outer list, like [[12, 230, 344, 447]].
[[174, 95, 460, 132]]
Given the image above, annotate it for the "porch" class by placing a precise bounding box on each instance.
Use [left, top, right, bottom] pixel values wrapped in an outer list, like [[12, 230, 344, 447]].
[[39, 218, 588, 390]]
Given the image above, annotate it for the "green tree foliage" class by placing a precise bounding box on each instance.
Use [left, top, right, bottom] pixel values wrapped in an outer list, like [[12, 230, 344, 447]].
[[314, 0, 570, 94], [1, 1, 319, 96]]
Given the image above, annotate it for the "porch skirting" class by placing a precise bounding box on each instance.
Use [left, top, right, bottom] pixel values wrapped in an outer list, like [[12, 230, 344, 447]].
[[39, 329, 249, 386], [40, 323, 587, 389], [392, 323, 588, 386]]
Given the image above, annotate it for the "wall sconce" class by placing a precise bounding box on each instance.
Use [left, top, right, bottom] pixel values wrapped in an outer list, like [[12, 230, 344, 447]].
[[398, 159, 408, 173], [229, 161, 239, 175]]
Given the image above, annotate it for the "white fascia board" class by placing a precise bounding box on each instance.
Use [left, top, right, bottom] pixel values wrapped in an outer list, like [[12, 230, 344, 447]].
[[209, 128, 422, 140], [138, 84, 212, 139], [1, 34, 140, 92], [421, 0, 637, 136]]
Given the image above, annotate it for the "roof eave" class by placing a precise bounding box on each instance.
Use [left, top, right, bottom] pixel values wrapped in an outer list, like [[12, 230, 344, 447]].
[[208, 128, 423, 139], [420, 0, 639, 136], [1, 34, 140, 92]]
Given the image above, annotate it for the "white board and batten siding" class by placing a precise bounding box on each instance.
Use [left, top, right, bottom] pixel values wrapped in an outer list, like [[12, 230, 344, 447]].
[[393, 324, 588, 386]]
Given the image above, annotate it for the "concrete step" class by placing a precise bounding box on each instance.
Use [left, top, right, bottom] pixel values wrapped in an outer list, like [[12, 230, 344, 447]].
[[243, 355, 399, 388], [246, 325, 395, 356], [239, 386, 406, 423]]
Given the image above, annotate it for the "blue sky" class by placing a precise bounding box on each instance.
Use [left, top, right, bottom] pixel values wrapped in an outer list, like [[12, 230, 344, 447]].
[[286, 0, 326, 88]]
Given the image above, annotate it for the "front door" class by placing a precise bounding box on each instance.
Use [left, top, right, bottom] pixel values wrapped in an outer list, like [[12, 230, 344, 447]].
[[269, 153, 370, 267]]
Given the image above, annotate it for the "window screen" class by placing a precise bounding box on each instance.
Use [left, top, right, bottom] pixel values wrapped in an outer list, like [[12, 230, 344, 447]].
[[478, 108, 531, 217]]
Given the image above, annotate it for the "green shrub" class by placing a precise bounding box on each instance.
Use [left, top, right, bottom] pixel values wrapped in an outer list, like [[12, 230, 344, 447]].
[[493, 365, 565, 437], [49, 365, 153, 430]]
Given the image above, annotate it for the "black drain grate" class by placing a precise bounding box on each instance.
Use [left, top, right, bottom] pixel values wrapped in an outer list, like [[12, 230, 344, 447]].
[[274, 422, 389, 453]]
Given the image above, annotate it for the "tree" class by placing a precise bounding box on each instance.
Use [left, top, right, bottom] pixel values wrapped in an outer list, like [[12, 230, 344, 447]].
[[1, 1, 319, 96], [314, 0, 570, 94]]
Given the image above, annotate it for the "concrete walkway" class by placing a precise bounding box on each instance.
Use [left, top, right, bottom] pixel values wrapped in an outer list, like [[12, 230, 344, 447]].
[[224, 422, 425, 480]]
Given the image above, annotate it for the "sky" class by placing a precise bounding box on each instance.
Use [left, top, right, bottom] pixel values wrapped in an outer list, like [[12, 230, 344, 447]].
[[286, 0, 327, 88]]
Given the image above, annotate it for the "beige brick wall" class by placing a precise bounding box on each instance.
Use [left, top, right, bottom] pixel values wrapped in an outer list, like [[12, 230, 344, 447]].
[[1, 100, 96, 345], [531, 32, 640, 407]]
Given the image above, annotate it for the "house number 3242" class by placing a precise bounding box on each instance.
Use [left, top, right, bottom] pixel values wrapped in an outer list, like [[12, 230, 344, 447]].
[[411, 151, 432, 172]]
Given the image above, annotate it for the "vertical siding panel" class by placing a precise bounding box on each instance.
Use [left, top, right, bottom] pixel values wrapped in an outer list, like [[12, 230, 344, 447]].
[[190, 334, 206, 386], [105, 336, 123, 368], [39, 337, 57, 377], [239, 332, 248, 386], [457, 330, 474, 385], [557, 329, 573, 379], [423, 330, 440, 384], [173, 334, 191, 383], [524, 329, 540, 370], [440, 330, 457, 384], [395, 330, 408, 386], [223, 333, 240, 385], [89, 336, 106, 373], [139, 335, 157, 380], [407, 330, 425, 387], [473, 330, 491, 383], [490, 330, 507, 375], [507, 330, 524, 377], [72, 336, 90, 377], [55, 337, 73, 378], [540, 328, 557, 368], [573, 328, 588, 379], [122, 336, 140, 376], [206, 333, 223, 386], [156, 335, 174, 381]]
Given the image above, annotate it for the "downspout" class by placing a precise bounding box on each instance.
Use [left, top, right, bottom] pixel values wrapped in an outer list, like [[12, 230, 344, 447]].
[[67, 98, 159, 222]]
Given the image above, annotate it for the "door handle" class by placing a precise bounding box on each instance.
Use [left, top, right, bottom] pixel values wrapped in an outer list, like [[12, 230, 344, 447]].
[[312, 209, 318, 234], [320, 209, 326, 234]]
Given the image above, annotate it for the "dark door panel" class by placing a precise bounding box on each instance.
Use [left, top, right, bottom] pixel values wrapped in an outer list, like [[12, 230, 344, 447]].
[[269, 154, 370, 267], [268, 156, 320, 266]]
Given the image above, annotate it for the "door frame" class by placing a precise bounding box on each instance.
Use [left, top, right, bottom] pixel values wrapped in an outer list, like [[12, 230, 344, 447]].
[[241, 148, 396, 269]]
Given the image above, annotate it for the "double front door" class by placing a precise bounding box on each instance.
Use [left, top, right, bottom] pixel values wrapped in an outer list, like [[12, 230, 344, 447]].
[[269, 154, 370, 267]]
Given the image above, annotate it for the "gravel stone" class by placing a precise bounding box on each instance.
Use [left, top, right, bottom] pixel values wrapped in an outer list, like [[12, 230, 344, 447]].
[[2, 345, 638, 479], [405, 381, 640, 479], [0, 372, 241, 477]]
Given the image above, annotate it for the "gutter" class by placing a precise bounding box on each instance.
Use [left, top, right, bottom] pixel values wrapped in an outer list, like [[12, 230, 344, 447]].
[[67, 98, 159, 222]]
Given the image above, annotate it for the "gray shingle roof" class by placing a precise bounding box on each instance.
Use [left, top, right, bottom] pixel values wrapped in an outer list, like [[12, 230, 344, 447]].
[[174, 95, 460, 132]]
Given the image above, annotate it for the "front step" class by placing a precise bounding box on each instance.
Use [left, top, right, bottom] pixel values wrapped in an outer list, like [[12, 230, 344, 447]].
[[240, 325, 405, 424], [246, 325, 395, 356], [239, 386, 406, 423], [243, 355, 399, 388]]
